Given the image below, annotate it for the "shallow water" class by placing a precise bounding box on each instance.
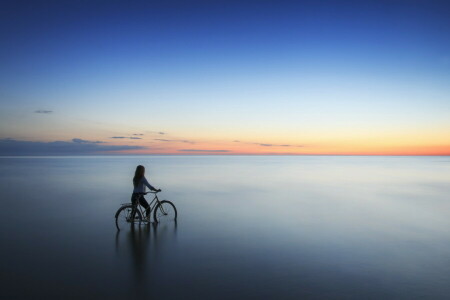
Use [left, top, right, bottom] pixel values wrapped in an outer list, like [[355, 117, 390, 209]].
[[0, 156, 449, 299]]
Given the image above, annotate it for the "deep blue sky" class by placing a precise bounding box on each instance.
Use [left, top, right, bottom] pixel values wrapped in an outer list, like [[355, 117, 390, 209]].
[[2, 0, 449, 78], [0, 0, 449, 154]]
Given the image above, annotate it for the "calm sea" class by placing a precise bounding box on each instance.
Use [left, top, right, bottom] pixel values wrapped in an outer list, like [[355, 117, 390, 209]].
[[0, 156, 449, 299]]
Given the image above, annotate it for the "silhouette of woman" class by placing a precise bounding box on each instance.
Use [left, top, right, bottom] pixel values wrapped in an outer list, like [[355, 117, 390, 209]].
[[132, 165, 160, 221]]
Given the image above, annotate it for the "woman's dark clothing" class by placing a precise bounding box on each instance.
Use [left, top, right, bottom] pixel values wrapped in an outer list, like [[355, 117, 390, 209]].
[[133, 176, 156, 193], [131, 193, 150, 217]]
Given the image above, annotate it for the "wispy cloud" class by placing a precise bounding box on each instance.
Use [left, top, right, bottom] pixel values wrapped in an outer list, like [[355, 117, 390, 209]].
[[72, 138, 103, 144], [110, 136, 142, 140], [133, 133, 144, 136], [155, 138, 195, 144], [0, 138, 145, 155], [147, 131, 166, 135], [177, 149, 230, 152], [34, 110, 53, 114], [234, 140, 304, 147], [258, 143, 295, 147]]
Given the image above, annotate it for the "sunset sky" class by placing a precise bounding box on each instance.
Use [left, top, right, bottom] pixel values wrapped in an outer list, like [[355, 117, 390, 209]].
[[0, 0, 449, 155]]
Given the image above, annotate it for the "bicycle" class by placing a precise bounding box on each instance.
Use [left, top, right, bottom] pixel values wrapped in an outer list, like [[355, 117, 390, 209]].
[[115, 190, 177, 230]]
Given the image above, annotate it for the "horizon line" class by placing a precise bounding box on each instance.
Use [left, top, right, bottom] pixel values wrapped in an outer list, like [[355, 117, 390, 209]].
[[1, 154, 449, 157]]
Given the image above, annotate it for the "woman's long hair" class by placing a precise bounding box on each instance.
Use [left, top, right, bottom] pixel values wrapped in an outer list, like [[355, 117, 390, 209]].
[[133, 165, 145, 187]]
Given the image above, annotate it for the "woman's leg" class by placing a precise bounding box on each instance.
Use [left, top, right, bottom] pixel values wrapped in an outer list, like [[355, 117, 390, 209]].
[[139, 196, 150, 217], [131, 193, 139, 218], [131, 193, 138, 205]]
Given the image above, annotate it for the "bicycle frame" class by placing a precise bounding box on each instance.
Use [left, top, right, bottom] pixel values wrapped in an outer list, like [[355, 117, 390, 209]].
[[129, 192, 166, 221], [115, 190, 175, 230]]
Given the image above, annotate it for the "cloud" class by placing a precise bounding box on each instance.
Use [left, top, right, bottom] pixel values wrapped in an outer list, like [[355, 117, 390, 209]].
[[257, 143, 296, 147], [35, 110, 52, 114], [110, 136, 142, 140], [72, 138, 103, 144], [0, 138, 145, 155], [177, 149, 230, 152], [133, 133, 144, 136], [235, 140, 303, 147], [147, 131, 166, 135], [155, 138, 195, 144]]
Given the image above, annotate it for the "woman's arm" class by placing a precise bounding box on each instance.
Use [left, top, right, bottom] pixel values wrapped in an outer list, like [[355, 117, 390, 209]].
[[142, 177, 157, 191]]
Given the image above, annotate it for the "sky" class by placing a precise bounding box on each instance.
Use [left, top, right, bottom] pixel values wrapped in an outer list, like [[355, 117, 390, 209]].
[[0, 0, 449, 155]]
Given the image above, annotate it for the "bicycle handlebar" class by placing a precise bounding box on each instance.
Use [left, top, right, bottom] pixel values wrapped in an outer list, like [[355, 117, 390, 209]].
[[140, 189, 161, 195]]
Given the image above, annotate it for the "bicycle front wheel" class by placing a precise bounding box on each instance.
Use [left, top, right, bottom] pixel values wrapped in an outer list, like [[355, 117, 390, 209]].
[[153, 200, 177, 223], [115, 205, 142, 230]]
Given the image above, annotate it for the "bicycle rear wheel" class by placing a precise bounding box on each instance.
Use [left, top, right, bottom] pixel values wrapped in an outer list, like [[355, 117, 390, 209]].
[[153, 200, 177, 223], [115, 205, 142, 230]]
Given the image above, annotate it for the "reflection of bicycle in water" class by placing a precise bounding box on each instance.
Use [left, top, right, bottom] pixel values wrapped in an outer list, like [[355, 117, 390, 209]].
[[115, 190, 177, 230], [115, 221, 178, 289]]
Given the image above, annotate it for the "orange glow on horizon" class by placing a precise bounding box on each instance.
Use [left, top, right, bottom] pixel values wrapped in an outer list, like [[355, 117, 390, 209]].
[[108, 140, 450, 156]]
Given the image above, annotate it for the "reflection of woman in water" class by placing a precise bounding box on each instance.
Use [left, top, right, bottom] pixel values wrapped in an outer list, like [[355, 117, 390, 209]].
[[114, 221, 178, 291], [132, 165, 160, 221]]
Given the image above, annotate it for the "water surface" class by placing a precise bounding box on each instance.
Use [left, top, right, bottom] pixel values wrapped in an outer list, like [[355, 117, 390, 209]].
[[0, 156, 449, 299]]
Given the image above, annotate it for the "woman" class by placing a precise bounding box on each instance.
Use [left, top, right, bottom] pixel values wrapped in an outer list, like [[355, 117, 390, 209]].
[[132, 165, 160, 220]]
